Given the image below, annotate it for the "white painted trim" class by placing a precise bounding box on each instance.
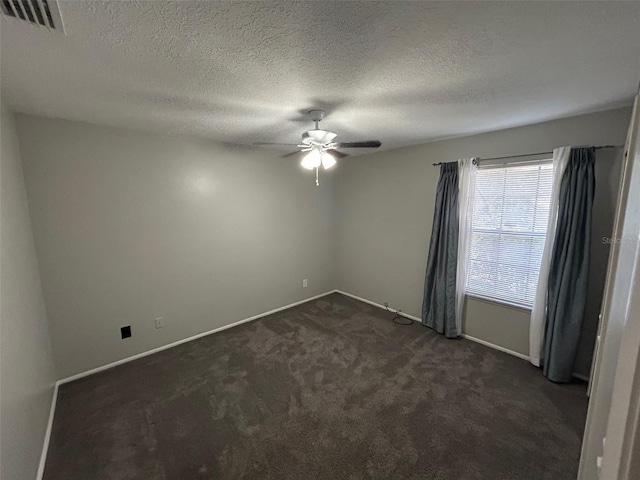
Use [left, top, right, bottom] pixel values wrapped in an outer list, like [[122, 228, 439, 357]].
[[461, 334, 589, 382], [336, 290, 535, 362], [39, 290, 337, 476], [40, 288, 590, 476], [460, 334, 530, 361], [335, 290, 422, 322], [36, 381, 59, 480], [58, 290, 337, 385], [337, 290, 596, 383]]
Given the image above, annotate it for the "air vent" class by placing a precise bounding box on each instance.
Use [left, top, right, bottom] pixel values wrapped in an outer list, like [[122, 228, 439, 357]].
[[1, 0, 64, 33]]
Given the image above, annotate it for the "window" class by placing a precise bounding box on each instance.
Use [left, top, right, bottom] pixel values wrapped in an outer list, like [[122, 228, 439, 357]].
[[466, 160, 553, 308]]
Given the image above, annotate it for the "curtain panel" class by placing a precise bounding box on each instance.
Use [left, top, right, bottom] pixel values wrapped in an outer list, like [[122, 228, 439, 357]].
[[529, 147, 571, 367], [455, 158, 476, 335], [422, 161, 459, 338], [543, 147, 596, 382]]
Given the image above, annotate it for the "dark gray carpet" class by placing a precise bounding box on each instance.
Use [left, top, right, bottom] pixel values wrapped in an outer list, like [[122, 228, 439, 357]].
[[44, 293, 588, 480]]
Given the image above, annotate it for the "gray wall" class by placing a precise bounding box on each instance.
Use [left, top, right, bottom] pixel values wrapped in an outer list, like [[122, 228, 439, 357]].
[[1, 102, 57, 479], [17, 115, 336, 379], [13, 107, 629, 384], [335, 107, 630, 377]]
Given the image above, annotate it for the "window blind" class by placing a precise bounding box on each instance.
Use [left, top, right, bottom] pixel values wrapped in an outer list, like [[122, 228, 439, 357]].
[[466, 161, 553, 308]]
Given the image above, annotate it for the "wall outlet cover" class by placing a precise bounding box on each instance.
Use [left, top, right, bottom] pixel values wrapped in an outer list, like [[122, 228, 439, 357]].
[[303, 279, 308, 288], [155, 317, 164, 329]]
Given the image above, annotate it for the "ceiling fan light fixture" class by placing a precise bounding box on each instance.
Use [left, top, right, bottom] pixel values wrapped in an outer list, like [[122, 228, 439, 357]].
[[301, 149, 322, 170], [302, 129, 338, 145], [321, 152, 336, 169]]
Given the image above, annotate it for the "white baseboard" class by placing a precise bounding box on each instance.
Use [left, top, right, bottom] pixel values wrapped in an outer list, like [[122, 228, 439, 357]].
[[458, 335, 589, 382], [56, 286, 588, 385], [336, 290, 593, 382], [36, 381, 59, 480], [42, 288, 589, 476], [335, 290, 422, 322], [336, 290, 533, 362], [460, 334, 530, 361], [58, 290, 337, 386], [40, 290, 336, 478]]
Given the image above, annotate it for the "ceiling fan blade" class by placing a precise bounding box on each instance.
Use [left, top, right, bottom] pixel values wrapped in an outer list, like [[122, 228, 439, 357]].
[[336, 141, 382, 148], [331, 150, 349, 158], [335, 141, 382, 148], [252, 142, 300, 146], [281, 151, 301, 158]]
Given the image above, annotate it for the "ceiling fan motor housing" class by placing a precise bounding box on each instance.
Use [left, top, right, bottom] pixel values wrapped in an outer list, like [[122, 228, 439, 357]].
[[308, 109, 325, 122], [301, 129, 337, 146]]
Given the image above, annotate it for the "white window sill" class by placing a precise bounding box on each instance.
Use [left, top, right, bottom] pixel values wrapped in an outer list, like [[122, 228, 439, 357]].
[[465, 293, 532, 313]]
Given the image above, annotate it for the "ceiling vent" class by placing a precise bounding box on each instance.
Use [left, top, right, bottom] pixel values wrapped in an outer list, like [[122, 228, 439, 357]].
[[1, 0, 65, 34]]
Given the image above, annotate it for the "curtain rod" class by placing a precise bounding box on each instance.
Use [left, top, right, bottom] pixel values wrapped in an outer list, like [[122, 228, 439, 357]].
[[431, 145, 622, 166]]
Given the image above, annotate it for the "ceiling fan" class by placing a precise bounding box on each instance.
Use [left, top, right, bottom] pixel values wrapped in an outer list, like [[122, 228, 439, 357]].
[[253, 109, 382, 185]]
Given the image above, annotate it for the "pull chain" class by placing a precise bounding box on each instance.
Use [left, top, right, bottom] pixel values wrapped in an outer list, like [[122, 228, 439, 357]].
[[315, 167, 319, 186]]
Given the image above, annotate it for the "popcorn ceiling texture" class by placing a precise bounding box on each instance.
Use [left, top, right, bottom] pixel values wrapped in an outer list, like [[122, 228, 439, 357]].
[[1, 1, 639, 153]]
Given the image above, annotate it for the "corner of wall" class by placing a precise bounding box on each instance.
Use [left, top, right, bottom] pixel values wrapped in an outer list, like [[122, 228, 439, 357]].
[[1, 99, 58, 480]]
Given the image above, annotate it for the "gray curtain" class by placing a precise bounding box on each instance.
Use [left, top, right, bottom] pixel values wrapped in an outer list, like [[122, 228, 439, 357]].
[[543, 147, 595, 382], [422, 162, 459, 338]]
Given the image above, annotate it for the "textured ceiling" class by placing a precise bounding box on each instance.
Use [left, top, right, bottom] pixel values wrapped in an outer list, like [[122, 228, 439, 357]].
[[2, 1, 640, 154]]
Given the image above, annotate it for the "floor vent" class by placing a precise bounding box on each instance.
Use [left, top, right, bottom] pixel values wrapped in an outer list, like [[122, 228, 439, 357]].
[[1, 0, 64, 33]]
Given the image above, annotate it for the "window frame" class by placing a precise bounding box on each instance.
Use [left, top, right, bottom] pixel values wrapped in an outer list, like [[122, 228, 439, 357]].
[[464, 158, 553, 310]]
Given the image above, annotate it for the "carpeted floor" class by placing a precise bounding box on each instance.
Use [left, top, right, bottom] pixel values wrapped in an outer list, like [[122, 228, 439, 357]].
[[44, 293, 588, 480]]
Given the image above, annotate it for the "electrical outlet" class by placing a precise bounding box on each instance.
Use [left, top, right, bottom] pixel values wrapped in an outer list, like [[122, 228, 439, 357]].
[[121, 325, 131, 339], [155, 317, 164, 329], [303, 279, 308, 288]]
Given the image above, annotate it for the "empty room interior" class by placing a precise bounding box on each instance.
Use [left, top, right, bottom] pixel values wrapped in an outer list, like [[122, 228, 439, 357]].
[[2, 1, 640, 479]]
